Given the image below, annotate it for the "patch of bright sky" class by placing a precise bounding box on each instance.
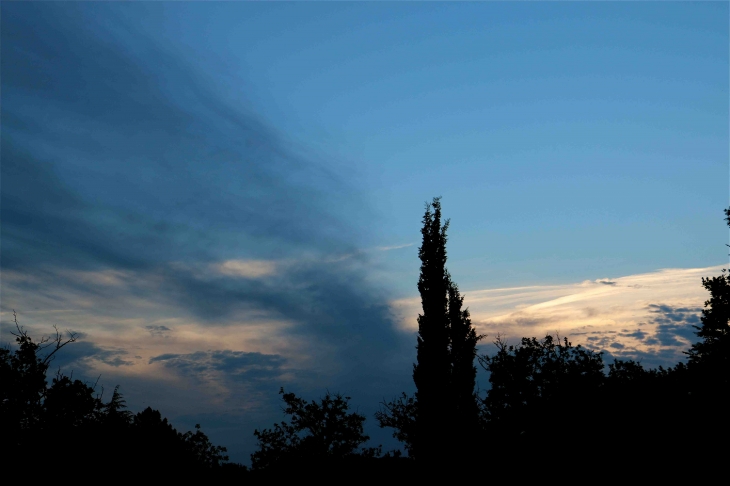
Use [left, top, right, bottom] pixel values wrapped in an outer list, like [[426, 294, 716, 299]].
[[112, 2, 726, 295]]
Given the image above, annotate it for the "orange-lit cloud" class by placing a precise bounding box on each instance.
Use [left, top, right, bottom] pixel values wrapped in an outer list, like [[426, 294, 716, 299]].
[[215, 260, 278, 279], [391, 264, 725, 368]]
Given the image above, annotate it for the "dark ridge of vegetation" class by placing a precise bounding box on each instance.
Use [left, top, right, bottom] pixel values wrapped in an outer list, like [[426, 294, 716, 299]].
[[3, 205, 729, 479]]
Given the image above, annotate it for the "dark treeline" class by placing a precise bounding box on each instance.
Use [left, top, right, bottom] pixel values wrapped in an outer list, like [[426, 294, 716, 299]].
[[1, 312, 240, 479], [3, 201, 728, 479], [374, 201, 729, 476]]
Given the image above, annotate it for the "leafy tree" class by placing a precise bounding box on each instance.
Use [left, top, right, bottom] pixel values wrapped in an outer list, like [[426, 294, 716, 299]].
[[686, 209, 730, 381], [251, 388, 377, 470], [681, 207, 730, 440], [43, 373, 101, 427], [1, 313, 235, 475], [374, 392, 417, 456], [181, 423, 230, 468], [478, 335, 604, 442], [1, 312, 79, 436]]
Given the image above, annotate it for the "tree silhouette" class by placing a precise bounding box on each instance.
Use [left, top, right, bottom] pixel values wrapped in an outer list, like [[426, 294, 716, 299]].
[[181, 423, 230, 468], [374, 392, 417, 456], [251, 388, 378, 470], [43, 373, 100, 427], [446, 279, 481, 451], [1, 313, 236, 476], [411, 197, 452, 461], [686, 209, 730, 380], [681, 207, 730, 446], [479, 334, 604, 445], [1, 311, 78, 435], [379, 198, 481, 462]]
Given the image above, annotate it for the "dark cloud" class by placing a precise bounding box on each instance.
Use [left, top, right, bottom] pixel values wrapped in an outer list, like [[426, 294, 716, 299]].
[[150, 350, 286, 383], [580, 304, 702, 369], [645, 304, 701, 347], [1, 334, 134, 373], [1, 3, 411, 368], [586, 336, 614, 348], [621, 330, 648, 340], [49, 335, 134, 369], [2, 3, 357, 271], [145, 325, 172, 337], [0, 3, 418, 463]]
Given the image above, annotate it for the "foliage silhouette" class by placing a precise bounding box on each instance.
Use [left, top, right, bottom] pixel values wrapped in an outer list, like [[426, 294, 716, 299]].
[[1, 314, 238, 477], [478, 335, 604, 443], [379, 197, 481, 462], [182, 423, 231, 467], [6, 206, 730, 478], [0, 311, 78, 433], [251, 387, 378, 470], [374, 392, 418, 457], [679, 206, 730, 446], [411, 196, 452, 462], [446, 279, 481, 450], [686, 211, 730, 383]]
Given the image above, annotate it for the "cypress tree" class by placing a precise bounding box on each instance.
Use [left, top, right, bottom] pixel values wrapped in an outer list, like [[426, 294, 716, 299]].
[[447, 279, 480, 447], [413, 198, 451, 461], [412, 197, 480, 463]]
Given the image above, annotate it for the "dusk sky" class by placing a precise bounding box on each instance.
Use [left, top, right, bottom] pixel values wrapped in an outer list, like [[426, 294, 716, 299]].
[[2, 2, 728, 462]]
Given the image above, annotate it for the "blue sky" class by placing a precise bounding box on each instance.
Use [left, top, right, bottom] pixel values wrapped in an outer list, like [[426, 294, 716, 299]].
[[2, 2, 728, 463], [130, 2, 729, 291]]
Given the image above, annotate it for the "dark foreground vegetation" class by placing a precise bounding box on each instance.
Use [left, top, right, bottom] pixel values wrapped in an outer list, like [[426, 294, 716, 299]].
[[3, 201, 728, 479]]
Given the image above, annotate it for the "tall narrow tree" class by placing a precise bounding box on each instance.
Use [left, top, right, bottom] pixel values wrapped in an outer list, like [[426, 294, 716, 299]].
[[412, 197, 481, 462], [412, 198, 451, 461], [447, 278, 481, 446]]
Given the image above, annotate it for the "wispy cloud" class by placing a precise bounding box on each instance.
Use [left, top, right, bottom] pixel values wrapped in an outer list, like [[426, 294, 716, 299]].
[[214, 260, 278, 279], [375, 243, 415, 252], [392, 264, 723, 368]]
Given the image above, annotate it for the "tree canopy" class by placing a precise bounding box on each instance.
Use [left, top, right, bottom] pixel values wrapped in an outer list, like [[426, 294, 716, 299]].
[[1, 314, 233, 477], [251, 388, 379, 471]]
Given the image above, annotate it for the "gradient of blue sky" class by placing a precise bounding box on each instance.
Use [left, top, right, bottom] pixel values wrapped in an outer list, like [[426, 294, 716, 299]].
[[1, 2, 728, 464], [132, 2, 729, 291]]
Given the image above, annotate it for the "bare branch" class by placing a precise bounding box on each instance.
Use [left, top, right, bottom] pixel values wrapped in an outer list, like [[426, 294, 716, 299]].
[[10, 310, 27, 339], [40, 325, 77, 366]]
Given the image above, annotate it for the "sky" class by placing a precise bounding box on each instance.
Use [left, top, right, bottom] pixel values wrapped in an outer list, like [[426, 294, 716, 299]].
[[1, 2, 728, 463]]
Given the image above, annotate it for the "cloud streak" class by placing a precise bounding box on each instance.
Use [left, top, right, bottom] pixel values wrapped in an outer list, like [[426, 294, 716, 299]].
[[392, 265, 723, 368]]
